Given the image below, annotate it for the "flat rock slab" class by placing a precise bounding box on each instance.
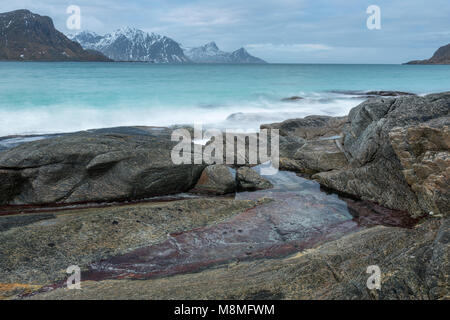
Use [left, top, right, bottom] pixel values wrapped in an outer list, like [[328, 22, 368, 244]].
[[76, 170, 418, 283], [0, 169, 421, 299], [29, 217, 447, 300], [0, 198, 259, 286]]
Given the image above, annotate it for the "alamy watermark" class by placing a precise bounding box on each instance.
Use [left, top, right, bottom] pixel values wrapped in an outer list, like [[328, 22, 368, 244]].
[[171, 124, 280, 175], [366, 265, 381, 290], [66, 5, 81, 30], [366, 5, 381, 30], [66, 265, 81, 289]]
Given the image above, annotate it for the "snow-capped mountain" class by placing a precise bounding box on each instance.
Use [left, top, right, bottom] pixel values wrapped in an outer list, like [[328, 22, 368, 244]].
[[69, 27, 189, 63], [69, 29, 267, 63], [183, 41, 266, 63]]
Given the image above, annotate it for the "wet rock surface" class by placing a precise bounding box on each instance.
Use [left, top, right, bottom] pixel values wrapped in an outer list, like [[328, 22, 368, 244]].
[[263, 115, 349, 173], [0, 169, 426, 300], [293, 138, 348, 173], [262, 115, 348, 140], [263, 92, 450, 217], [0, 126, 205, 206], [28, 217, 448, 300], [0, 94, 448, 300], [281, 96, 303, 102], [237, 166, 273, 191], [315, 93, 449, 216], [364, 90, 416, 97], [0, 198, 260, 287], [191, 164, 236, 195], [330, 90, 416, 98]]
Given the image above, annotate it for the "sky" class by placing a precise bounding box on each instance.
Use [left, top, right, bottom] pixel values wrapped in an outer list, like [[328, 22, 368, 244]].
[[2, 0, 450, 63]]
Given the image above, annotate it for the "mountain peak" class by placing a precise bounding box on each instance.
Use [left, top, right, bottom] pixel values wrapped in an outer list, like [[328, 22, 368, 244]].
[[113, 26, 144, 38], [230, 47, 266, 63], [1, 8, 52, 27], [184, 43, 266, 63], [70, 26, 189, 63], [234, 47, 247, 53], [0, 9, 110, 61], [4, 9, 32, 15], [116, 26, 140, 34], [69, 30, 99, 38], [204, 41, 219, 50]]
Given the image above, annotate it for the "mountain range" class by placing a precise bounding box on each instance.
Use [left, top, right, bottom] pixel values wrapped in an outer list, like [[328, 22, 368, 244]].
[[69, 29, 266, 63], [69, 28, 190, 63], [183, 41, 266, 63], [0, 9, 110, 61], [405, 43, 450, 64], [0, 9, 266, 63]]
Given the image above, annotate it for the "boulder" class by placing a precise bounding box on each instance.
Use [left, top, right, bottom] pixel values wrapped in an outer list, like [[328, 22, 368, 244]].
[[262, 116, 348, 173], [389, 118, 449, 217], [281, 96, 303, 102], [0, 127, 205, 205], [293, 138, 348, 173], [191, 164, 236, 195], [314, 93, 450, 216], [278, 135, 306, 159], [365, 91, 416, 97], [237, 166, 273, 191], [262, 93, 449, 217], [206, 131, 273, 167], [261, 115, 348, 139]]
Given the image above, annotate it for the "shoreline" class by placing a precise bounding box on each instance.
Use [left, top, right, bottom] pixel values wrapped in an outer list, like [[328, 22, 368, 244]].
[[0, 90, 420, 141], [0, 92, 448, 300], [1, 91, 447, 216]]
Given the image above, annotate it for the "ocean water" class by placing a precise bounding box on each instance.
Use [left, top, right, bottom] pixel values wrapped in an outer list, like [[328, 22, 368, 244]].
[[0, 62, 449, 136]]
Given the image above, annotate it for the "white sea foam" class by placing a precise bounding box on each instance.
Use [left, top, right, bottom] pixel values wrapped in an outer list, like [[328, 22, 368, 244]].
[[0, 95, 363, 136]]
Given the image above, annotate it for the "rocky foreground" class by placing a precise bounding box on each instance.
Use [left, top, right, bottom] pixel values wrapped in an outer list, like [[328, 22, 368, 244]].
[[0, 93, 448, 299], [265, 92, 449, 217]]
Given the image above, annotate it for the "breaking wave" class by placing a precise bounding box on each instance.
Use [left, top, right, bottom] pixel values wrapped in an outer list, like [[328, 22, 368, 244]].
[[0, 92, 363, 136]]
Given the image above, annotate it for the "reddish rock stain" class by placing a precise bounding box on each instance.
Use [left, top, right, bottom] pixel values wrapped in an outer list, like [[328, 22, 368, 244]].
[[22, 170, 420, 297]]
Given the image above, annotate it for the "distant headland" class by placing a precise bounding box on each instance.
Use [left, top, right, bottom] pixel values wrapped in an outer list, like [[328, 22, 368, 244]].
[[405, 43, 450, 65]]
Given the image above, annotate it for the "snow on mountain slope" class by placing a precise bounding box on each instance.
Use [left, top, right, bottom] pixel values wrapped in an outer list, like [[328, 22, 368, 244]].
[[69, 29, 267, 63], [183, 41, 266, 64], [69, 28, 189, 63]]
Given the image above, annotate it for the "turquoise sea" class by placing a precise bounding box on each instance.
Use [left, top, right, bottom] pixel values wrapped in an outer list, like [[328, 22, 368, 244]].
[[0, 62, 449, 136]]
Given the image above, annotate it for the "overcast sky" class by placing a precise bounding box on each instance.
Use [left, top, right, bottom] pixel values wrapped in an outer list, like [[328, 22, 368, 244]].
[[2, 0, 450, 63]]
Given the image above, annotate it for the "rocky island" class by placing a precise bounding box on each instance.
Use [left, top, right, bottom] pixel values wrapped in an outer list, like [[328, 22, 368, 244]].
[[0, 93, 448, 300]]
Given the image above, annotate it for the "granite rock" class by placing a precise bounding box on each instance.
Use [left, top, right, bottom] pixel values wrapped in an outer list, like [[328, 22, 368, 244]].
[[314, 93, 450, 216], [191, 164, 236, 195], [0, 127, 205, 205], [389, 118, 450, 217], [236, 166, 273, 191]]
